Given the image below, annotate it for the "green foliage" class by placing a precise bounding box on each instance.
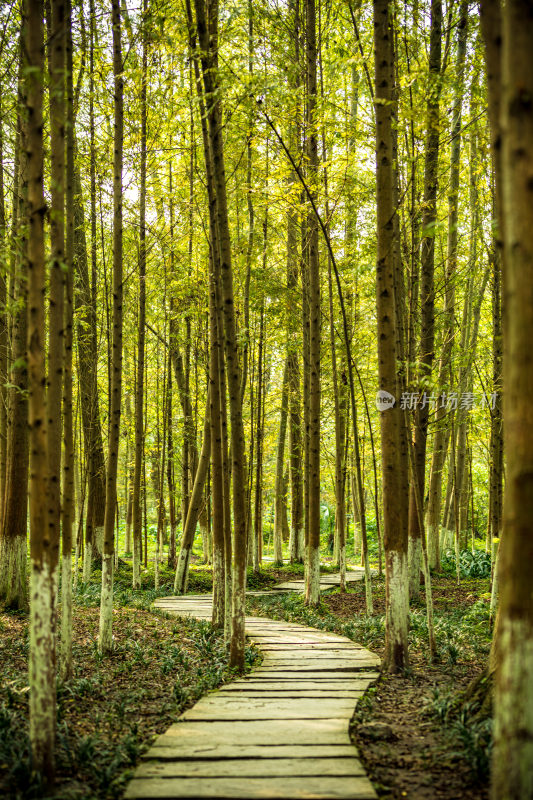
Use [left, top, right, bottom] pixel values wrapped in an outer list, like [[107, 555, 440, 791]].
[[428, 688, 492, 782], [441, 549, 491, 579], [0, 609, 261, 800]]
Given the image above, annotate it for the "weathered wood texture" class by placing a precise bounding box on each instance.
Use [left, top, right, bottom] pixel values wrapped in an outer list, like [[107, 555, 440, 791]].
[[125, 576, 378, 800]]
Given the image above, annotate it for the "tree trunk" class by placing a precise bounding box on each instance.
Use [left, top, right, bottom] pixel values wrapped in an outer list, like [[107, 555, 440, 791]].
[[27, 0, 55, 780], [210, 253, 225, 626], [304, 0, 321, 608], [0, 89, 8, 525], [98, 0, 123, 653], [166, 353, 178, 568], [426, 0, 468, 569], [1, 43, 29, 611], [174, 403, 211, 594], [193, 0, 248, 671], [286, 0, 304, 566], [132, 0, 148, 590], [489, 2, 533, 796], [408, 0, 442, 598], [78, 0, 106, 579], [373, 0, 409, 671], [60, 0, 75, 681], [273, 359, 289, 564], [46, 0, 66, 619]]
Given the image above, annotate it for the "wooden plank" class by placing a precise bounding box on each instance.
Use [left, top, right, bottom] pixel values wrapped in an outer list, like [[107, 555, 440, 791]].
[[135, 757, 366, 779], [180, 697, 357, 720], [248, 670, 379, 681], [247, 636, 353, 644], [259, 660, 380, 671], [143, 744, 361, 761], [124, 775, 377, 799], [219, 680, 374, 692], [257, 644, 361, 651], [157, 718, 350, 745], [219, 686, 374, 695], [261, 650, 364, 658]]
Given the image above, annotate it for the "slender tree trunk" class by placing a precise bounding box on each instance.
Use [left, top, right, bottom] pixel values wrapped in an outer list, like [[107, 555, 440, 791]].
[[408, 0, 442, 598], [426, 1, 467, 569], [193, 0, 248, 671], [253, 302, 265, 573], [210, 254, 225, 626], [166, 353, 178, 568], [132, 0, 148, 590], [286, 0, 304, 566], [373, 0, 409, 671], [27, 0, 55, 780], [60, 0, 75, 681], [240, 0, 254, 407], [0, 90, 7, 525], [273, 359, 289, 564], [98, 0, 123, 652], [174, 404, 211, 594], [47, 0, 66, 629], [304, 0, 321, 608], [78, 0, 106, 578], [488, 243, 503, 550], [0, 63, 28, 610]]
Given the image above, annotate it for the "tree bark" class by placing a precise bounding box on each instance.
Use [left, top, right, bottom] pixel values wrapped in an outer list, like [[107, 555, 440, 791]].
[[193, 0, 248, 671], [132, 0, 148, 590], [60, 0, 75, 681], [408, 0, 442, 598], [27, 0, 55, 780], [1, 38, 29, 611], [98, 0, 123, 653], [273, 359, 289, 564], [426, 1, 467, 569], [373, 0, 409, 671], [0, 88, 7, 526], [304, 0, 321, 608], [489, 1, 533, 796], [46, 0, 66, 612]]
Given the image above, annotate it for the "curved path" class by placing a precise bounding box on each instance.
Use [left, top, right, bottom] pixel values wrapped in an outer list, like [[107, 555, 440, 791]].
[[125, 574, 379, 800]]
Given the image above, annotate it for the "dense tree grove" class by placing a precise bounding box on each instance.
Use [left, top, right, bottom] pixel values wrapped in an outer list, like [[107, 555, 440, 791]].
[[0, 0, 531, 796]]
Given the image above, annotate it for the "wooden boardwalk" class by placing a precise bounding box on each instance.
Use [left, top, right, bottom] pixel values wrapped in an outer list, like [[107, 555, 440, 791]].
[[125, 575, 379, 800]]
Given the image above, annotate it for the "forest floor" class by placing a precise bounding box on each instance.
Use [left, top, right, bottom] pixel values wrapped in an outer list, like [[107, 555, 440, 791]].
[[1, 560, 492, 800], [0, 574, 260, 800]]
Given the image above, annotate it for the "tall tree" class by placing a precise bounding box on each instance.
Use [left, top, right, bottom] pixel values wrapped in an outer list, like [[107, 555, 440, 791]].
[[132, 0, 148, 590], [408, 0, 442, 596], [47, 0, 66, 620], [304, 0, 321, 607], [489, 0, 533, 795], [60, 0, 75, 681], [0, 24, 29, 610], [426, 1, 468, 569], [98, 0, 123, 652], [373, 0, 409, 671], [193, 0, 248, 670], [27, 0, 55, 780]]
